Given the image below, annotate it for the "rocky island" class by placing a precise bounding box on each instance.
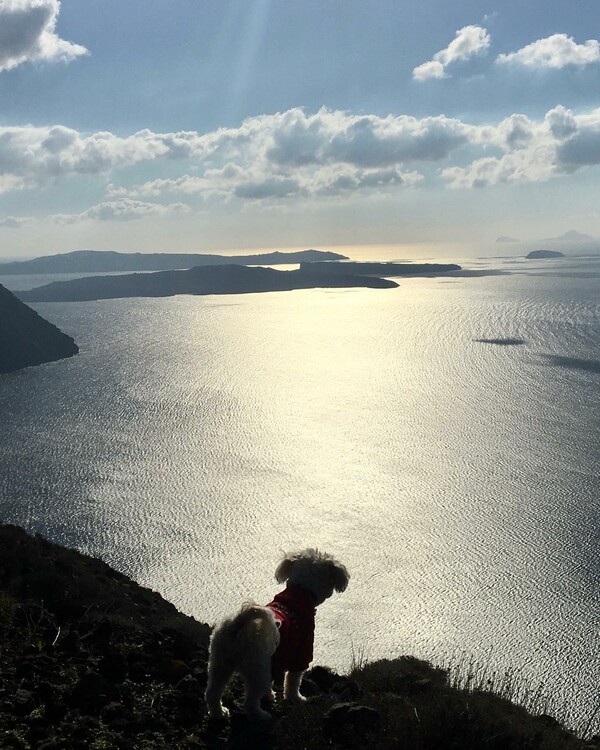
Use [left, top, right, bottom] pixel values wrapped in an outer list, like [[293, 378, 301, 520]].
[[525, 250, 565, 259], [0, 524, 590, 749], [0, 249, 347, 276], [17, 264, 398, 303], [0, 284, 78, 374], [299, 261, 462, 276]]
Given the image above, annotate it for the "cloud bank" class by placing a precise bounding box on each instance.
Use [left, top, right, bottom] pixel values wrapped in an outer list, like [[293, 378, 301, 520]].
[[413, 25, 490, 81], [2, 200, 189, 229], [3, 104, 600, 229], [0, 0, 87, 73], [443, 105, 600, 188], [0, 110, 470, 199]]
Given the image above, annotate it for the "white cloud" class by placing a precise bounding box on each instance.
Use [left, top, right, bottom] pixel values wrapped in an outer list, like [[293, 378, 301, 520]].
[[545, 105, 578, 140], [413, 25, 491, 81], [0, 0, 88, 73], [442, 148, 556, 189], [52, 199, 190, 224], [497, 34, 600, 69], [485, 114, 536, 151], [553, 108, 600, 172], [412, 60, 446, 82], [443, 105, 600, 188], [0, 215, 34, 228], [0, 124, 204, 193]]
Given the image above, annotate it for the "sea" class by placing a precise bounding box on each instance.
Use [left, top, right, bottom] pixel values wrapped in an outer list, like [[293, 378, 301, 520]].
[[0, 244, 598, 732]]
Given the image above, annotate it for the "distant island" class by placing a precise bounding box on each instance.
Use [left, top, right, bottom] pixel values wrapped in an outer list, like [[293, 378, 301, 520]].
[[17, 264, 398, 303], [0, 284, 78, 374], [525, 250, 565, 259], [543, 229, 594, 243], [494, 236, 520, 243], [299, 261, 461, 276], [0, 249, 347, 275]]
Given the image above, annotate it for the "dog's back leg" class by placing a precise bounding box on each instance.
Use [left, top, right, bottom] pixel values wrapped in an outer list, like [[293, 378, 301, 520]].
[[205, 654, 235, 719], [239, 653, 273, 721]]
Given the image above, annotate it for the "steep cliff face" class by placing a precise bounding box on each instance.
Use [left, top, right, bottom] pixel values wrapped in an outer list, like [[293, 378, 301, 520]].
[[0, 284, 78, 374]]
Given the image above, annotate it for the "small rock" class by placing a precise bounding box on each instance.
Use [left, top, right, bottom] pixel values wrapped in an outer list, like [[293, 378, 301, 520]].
[[306, 665, 339, 692], [323, 701, 381, 739], [330, 679, 361, 701], [538, 713, 560, 728], [298, 677, 319, 696]]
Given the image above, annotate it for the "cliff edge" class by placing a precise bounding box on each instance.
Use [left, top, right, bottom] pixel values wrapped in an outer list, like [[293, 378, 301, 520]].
[[0, 284, 78, 374], [0, 524, 592, 749]]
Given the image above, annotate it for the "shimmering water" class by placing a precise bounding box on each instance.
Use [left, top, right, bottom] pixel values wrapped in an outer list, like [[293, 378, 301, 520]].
[[1, 250, 599, 730]]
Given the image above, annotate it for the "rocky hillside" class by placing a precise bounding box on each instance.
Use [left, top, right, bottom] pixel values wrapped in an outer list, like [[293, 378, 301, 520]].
[[0, 284, 78, 374], [0, 249, 348, 275], [0, 524, 594, 749]]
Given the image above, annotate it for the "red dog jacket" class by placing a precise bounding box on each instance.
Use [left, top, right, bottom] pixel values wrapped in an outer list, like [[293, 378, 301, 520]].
[[266, 584, 316, 679]]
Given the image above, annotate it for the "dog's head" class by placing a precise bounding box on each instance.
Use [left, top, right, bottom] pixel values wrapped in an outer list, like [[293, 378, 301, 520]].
[[274, 549, 349, 605]]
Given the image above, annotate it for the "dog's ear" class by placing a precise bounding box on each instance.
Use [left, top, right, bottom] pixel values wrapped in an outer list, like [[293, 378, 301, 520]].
[[275, 554, 295, 583], [328, 560, 350, 592]]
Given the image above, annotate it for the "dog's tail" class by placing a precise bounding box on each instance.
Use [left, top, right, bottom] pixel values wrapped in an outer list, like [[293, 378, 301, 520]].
[[208, 602, 280, 666], [232, 602, 280, 657]]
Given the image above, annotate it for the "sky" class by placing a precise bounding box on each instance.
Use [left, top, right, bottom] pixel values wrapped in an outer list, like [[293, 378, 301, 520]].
[[1, 0, 600, 259]]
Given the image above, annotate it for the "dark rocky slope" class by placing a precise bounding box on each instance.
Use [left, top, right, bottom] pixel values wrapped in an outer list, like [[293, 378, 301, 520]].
[[0, 524, 593, 749], [0, 284, 78, 374]]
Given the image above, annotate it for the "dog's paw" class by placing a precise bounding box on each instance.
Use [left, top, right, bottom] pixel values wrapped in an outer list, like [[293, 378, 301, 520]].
[[286, 693, 307, 704], [208, 704, 230, 721]]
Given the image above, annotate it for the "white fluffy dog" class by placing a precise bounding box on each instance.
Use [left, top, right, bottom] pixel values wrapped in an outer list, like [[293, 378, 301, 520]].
[[205, 548, 349, 721]]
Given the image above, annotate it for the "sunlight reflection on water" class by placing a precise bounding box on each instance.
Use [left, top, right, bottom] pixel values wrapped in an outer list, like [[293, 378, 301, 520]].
[[0, 251, 599, 730]]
